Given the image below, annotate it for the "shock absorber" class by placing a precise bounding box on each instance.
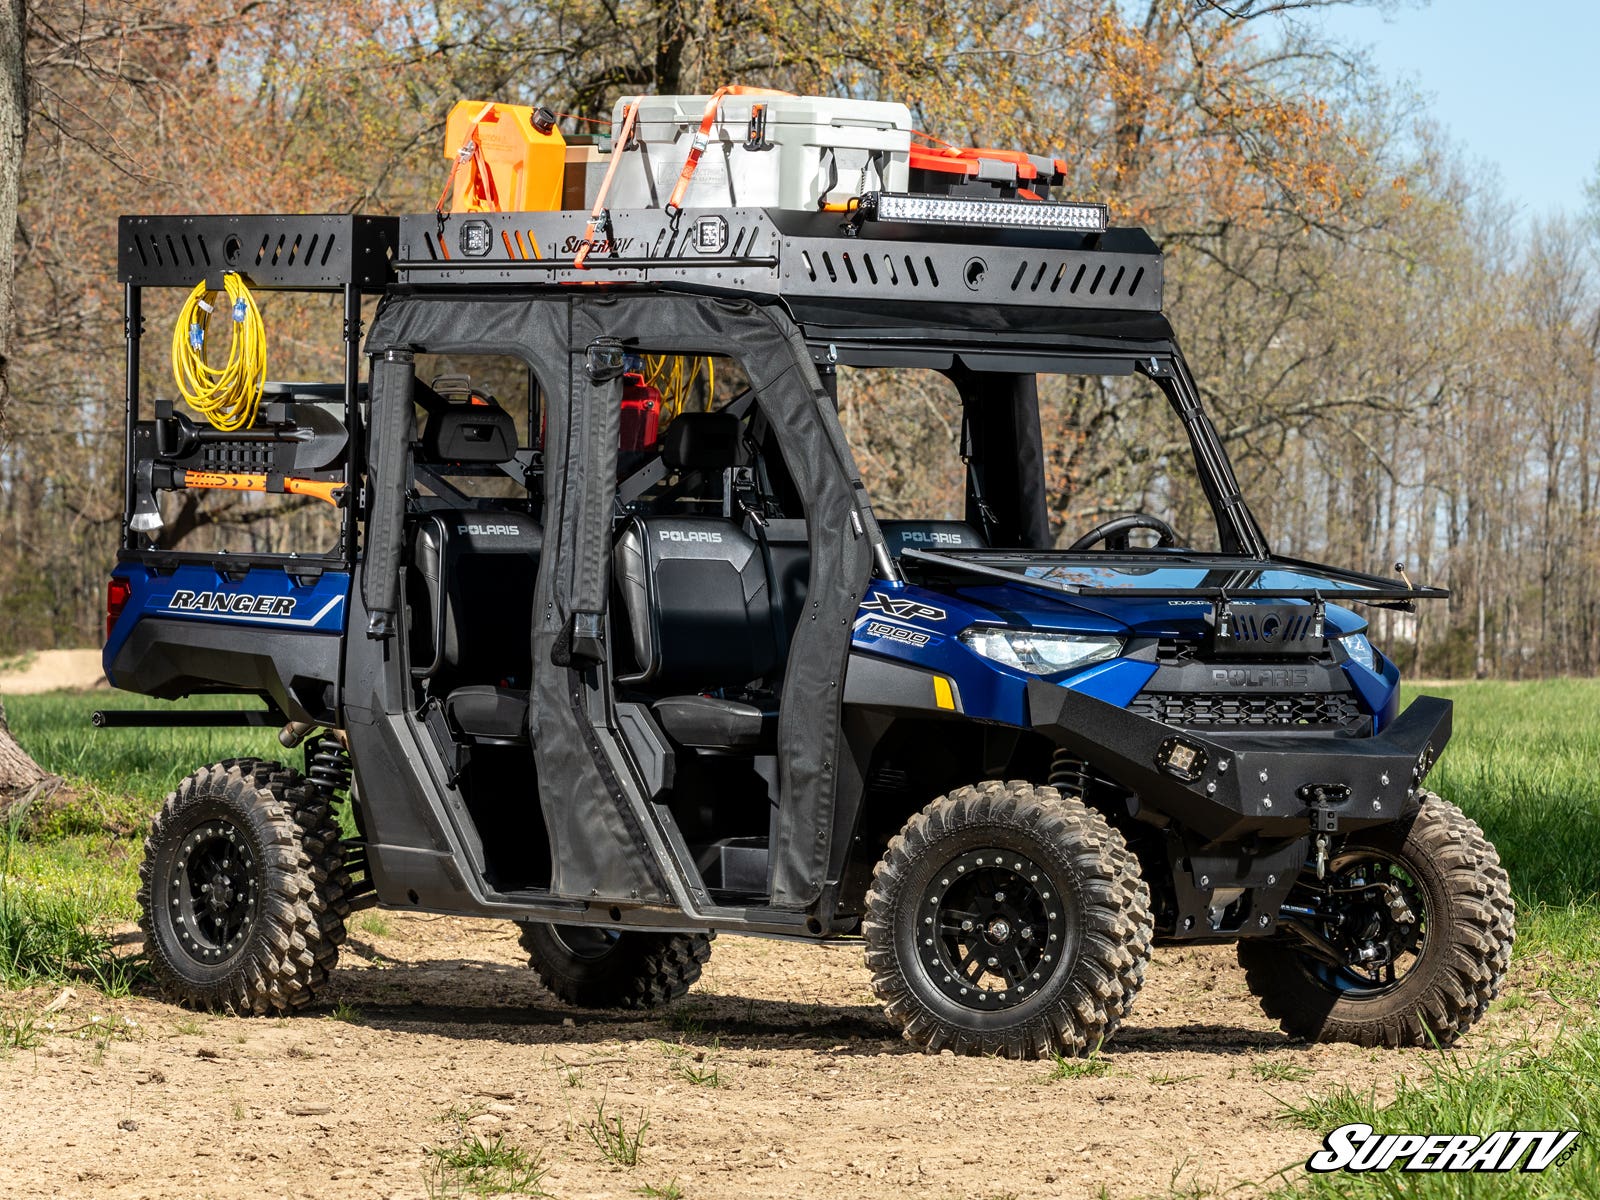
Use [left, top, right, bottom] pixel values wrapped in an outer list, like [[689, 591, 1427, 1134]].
[[1048, 749, 1092, 800], [303, 732, 374, 909], [307, 734, 352, 800]]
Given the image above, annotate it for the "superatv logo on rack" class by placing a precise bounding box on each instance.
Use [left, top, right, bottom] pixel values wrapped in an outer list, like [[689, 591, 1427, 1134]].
[[560, 235, 636, 256], [1307, 1123, 1580, 1174], [660, 529, 723, 544], [1212, 667, 1311, 688], [168, 590, 295, 617], [859, 593, 947, 623]]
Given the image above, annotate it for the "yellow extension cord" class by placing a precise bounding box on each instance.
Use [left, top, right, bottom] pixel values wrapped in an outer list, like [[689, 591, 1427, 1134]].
[[170, 272, 268, 431], [643, 353, 715, 420]]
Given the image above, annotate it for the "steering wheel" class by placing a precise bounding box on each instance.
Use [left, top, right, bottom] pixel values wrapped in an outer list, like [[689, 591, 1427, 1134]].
[[1067, 513, 1182, 552]]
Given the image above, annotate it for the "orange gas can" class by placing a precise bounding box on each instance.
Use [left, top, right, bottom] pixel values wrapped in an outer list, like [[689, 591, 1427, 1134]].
[[444, 101, 568, 213]]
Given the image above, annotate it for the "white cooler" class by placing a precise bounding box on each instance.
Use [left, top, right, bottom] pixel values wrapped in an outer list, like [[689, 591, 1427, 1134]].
[[603, 94, 912, 211]]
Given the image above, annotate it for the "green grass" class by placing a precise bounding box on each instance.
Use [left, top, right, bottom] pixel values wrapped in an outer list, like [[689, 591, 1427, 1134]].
[[1408, 680, 1600, 995], [0, 691, 316, 987], [584, 1096, 649, 1167], [425, 1134, 549, 1198], [1250, 1059, 1313, 1084], [1267, 1024, 1600, 1199], [1048, 1046, 1111, 1080]]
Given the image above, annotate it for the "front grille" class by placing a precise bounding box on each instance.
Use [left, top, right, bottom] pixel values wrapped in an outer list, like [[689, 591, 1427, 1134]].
[[1129, 691, 1365, 731]]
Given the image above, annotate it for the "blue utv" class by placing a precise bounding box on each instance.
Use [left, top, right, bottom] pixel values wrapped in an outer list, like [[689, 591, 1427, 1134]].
[[102, 201, 1512, 1057]]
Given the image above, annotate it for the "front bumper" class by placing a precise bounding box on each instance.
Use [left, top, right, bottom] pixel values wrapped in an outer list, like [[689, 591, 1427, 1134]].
[[1027, 680, 1450, 843]]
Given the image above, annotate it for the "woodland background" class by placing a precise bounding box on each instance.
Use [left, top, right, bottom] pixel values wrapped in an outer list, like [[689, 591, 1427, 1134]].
[[1, 0, 1598, 679]]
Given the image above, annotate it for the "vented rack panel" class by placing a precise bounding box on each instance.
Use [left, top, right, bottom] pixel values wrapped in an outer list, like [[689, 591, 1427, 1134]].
[[119, 214, 399, 291], [394, 208, 1163, 314]]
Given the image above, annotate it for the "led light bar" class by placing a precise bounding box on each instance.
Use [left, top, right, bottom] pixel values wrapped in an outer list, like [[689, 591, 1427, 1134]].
[[863, 192, 1108, 233]]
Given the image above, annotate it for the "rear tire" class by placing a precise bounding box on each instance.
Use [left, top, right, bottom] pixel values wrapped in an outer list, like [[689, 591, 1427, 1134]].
[[1239, 791, 1514, 1047], [517, 922, 713, 1010], [137, 762, 337, 1014], [863, 780, 1153, 1059]]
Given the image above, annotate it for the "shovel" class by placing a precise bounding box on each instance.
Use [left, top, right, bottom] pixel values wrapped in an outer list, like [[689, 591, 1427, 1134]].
[[154, 403, 348, 472]]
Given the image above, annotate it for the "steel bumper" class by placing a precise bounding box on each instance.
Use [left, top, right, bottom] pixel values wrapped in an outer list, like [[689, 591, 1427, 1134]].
[[1027, 680, 1451, 842]]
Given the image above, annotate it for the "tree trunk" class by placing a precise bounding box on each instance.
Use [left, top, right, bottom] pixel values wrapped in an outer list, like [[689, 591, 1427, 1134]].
[[0, 698, 60, 815], [0, 0, 25, 421], [0, 5, 53, 815]]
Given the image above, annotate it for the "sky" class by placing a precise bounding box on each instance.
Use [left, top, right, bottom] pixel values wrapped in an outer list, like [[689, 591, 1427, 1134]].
[[1306, 0, 1599, 219]]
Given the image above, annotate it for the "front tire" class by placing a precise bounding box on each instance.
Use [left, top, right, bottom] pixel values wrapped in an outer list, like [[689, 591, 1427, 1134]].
[[863, 780, 1153, 1059], [1239, 791, 1514, 1047], [517, 922, 713, 1010], [137, 762, 338, 1014]]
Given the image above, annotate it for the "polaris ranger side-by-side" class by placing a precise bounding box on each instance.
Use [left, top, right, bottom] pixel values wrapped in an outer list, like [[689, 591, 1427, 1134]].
[[103, 193, 1512, 1058]]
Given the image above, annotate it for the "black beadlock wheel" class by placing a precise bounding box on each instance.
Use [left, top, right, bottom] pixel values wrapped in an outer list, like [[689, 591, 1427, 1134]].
[[517, 922, 714, 1010], [137, 762, 338, 1014], [1238, 790, 1514, 1048], [863, 780, 1153, 1059]]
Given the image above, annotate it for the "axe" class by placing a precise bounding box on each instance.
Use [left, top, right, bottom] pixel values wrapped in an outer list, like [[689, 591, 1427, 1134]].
[[131, 460, 347, 533]]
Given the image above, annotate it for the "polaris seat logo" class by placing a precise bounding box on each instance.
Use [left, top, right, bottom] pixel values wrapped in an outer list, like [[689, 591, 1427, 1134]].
[[458, 523, 521, 537], [1212, 667, 1310, 688], [898, 530, 964, 545], [1308, 1123, 1580, 1174], [660, 529, 723, 544], [169, 590, 296, 617]]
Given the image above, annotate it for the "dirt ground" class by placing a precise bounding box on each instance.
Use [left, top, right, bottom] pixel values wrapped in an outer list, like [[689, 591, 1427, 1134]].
[[0, 914, 1540, 1200], [0, 649, 107, 696]]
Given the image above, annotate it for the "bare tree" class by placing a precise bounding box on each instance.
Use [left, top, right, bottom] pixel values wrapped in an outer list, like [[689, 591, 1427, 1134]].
[[0, 0, 56, 805]]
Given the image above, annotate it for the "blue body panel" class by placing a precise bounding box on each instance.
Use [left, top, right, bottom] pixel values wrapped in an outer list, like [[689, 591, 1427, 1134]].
[[849, 578, 1398, 732], [104, 562, 351, 685]]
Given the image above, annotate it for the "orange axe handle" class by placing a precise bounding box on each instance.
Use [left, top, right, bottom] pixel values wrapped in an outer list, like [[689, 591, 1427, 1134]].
[[180, 471, 345, 508]]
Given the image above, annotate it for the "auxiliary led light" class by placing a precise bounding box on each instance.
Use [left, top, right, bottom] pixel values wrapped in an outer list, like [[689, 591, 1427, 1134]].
[[864, 192, 1109, 233]]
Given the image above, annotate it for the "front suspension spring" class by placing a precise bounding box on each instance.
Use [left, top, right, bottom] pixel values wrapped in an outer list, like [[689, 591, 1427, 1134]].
[[1048, 750, 1092, 800], [307, 734, 351, 800]]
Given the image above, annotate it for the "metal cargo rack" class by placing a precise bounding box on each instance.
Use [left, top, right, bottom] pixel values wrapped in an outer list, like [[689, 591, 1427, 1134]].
[[117, 215, 400, 563], [394, 207, 1163, 316]]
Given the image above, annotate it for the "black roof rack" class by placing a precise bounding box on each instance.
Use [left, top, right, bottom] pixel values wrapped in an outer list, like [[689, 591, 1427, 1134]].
[[119, 214, 398, 292], [393, 207, 1163, 317]]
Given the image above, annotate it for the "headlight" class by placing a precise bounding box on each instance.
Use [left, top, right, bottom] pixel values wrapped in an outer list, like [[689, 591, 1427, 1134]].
[[1342, 633, 1378, 672], [960, 626, 1123, 676]]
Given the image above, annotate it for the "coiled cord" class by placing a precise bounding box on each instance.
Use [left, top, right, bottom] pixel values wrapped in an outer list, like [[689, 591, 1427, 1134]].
[[170, 272, 267, 431]]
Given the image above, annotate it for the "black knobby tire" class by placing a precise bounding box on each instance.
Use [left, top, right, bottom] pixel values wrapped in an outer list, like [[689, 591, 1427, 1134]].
[[863, 780, 1153, 1059], [517, 922, 714, 1010], [137, 762, 337, 1014], [1238, 791, 1514, 1048], [220, 757, 351, 970]]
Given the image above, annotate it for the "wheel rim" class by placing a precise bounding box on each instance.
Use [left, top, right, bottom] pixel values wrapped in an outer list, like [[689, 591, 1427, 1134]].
[[1290, 849, 1428, 996], [919, 849, 1072, 1011], [170, 818, 257, 965], [549, 925, 622, 961]]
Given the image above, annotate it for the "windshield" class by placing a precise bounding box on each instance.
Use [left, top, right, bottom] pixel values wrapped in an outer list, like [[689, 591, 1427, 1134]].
[[835, 362, 1226, 553]]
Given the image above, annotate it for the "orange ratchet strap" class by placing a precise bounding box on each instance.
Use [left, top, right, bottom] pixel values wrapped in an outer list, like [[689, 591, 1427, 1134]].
[[662, 86, 792, 217], [574, 101, 641, 269], [437, 102, 504, 217]]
